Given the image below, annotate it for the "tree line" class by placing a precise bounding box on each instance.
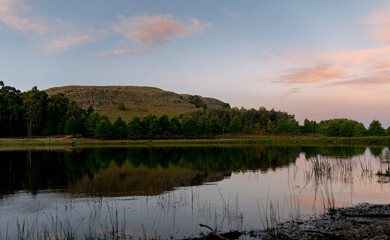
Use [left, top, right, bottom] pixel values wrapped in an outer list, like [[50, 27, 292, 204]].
[[0, 82, 389, 139], [300, 118, 390, 137]]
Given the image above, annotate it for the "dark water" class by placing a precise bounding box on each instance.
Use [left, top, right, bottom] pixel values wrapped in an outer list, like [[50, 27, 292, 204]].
[[0, 146, 389, 239]]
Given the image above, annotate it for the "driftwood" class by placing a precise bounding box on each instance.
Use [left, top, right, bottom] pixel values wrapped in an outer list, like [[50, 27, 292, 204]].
[[198, 224, 241, 240]]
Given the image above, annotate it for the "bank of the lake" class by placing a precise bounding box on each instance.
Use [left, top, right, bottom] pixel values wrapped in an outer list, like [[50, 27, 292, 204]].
[[251, 203, 390, 240], [1, 135, 390, 148]]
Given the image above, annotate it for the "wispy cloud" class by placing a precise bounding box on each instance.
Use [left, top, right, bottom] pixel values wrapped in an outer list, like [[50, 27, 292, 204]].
[[277, 64, 346, 84], [371, 60, 390, 71], [94, 41, 151, 58], [0, 0, 98, 54], [45, 33, 95, 54], [93, 14, 212, 58], [0, 1, 211, 56], [0, 0, 48, 34], [271, 5, 390, 90], [364, 7, 390, 44], [222, 8, 239, 19], [114, 14, 212, 46], [327, 73, 390, 87], [282, 87, 301, 97], [94, 49, 150, 57]]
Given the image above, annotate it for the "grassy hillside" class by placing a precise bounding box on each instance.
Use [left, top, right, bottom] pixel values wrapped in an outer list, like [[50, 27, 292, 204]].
[[45, 85, 228, 121]]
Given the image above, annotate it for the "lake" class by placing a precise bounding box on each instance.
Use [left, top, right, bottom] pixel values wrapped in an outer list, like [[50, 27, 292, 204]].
[[1, 145, 390, 239]]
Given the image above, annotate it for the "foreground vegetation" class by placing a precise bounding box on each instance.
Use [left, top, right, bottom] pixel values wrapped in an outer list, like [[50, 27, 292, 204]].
[[1, 82, 389, 140]]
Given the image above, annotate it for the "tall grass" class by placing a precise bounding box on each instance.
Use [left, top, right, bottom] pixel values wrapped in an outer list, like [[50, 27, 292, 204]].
[[2, 202, 130, 240], [0, 187, 245, 240], [257, 191, 284, 238]]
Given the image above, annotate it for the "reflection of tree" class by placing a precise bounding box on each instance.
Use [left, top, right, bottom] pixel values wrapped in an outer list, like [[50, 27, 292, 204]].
[[0, 145, 369, 197], [302, 146, 366, 159], [369, 147, 383, 157]]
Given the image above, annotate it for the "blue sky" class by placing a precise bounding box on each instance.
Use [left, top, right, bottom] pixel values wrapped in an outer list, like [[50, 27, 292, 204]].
[[1, 0, 390, 125]]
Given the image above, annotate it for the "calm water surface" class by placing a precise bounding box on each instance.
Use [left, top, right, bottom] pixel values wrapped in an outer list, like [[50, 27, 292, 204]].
[[1, 146, 390, 239]]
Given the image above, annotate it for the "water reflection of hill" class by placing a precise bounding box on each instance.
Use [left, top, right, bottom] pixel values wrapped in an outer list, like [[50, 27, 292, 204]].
[[0, 146, 381, 197]]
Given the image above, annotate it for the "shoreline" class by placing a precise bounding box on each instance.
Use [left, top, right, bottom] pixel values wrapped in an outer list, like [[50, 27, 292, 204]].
[[1, 135, 390, 148], [184, 203, 390, 240], [250, 203, 390, 240]]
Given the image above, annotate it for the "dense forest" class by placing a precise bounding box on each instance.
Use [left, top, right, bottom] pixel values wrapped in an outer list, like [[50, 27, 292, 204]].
[[0, 82, 389, 139]]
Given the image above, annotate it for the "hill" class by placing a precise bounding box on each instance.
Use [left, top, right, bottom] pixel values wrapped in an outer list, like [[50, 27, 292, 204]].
[[45, 85, 229, 121]]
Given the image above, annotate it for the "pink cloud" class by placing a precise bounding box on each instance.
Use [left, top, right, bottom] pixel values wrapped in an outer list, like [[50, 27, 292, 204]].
[[115, 14, 211, 46], [371, 60, 390, 71], [271, 5, 390, 89], [45, 34, 95, 54], [0, 0, 48, 34], [364, 7, 390, 44], [328, 73, 390, 87], [271, 47, 390, 88], [281, 87, 301, 97], [277, 64, 346, 84], [325, 47, 390, 65], [94, 48, 150, 58], [93, 40, 150, 57], [222, 8, 239, 19], [0, 0, 99, 54]]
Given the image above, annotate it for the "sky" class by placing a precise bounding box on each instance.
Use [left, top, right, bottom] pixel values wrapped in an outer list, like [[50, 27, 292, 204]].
[[1, 0, 390, 126]]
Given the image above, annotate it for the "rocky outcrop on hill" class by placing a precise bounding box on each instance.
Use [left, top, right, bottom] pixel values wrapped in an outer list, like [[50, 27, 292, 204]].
[[45, 85, 229, 121]]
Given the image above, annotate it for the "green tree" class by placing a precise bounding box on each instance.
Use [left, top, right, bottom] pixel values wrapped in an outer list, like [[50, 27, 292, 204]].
[[0, 84, 23, 136], [142, 114, 161, 137], [22, 87, 48, 136], [87, 112, 102, 136], [254, 123, 262, 134], [368, 120, 385, 136], [95, 120, 113, 139], [288, 119, 300, 135], [220, 112, 231, 133], [386, 127, 390, 136], [199, 115, 211, 135], [228, 115, 243, 134], [353, 123, 367, 137], [77, 114, 89, 136], [128, 116, 143, 137], [149, 115, 162, 137], [210, 115, 222, 135], [113, 117, 127, 139], [64, 116, 79, 135], [66, 100, 84, 119], [42, 108, 54, 135], [302, 119, 316, 134], [87, 105, 94, 115], [275, 118, 288, 134], [339, 120, 356, 137], [49, 94, 70, 134], [181, 116, 199, 137], [267, 119, 275, 134], [326, 119, 341, 137], [64, 114, 88, 136], [170, 117, 181, 135], [159, 115, 172, 137]]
